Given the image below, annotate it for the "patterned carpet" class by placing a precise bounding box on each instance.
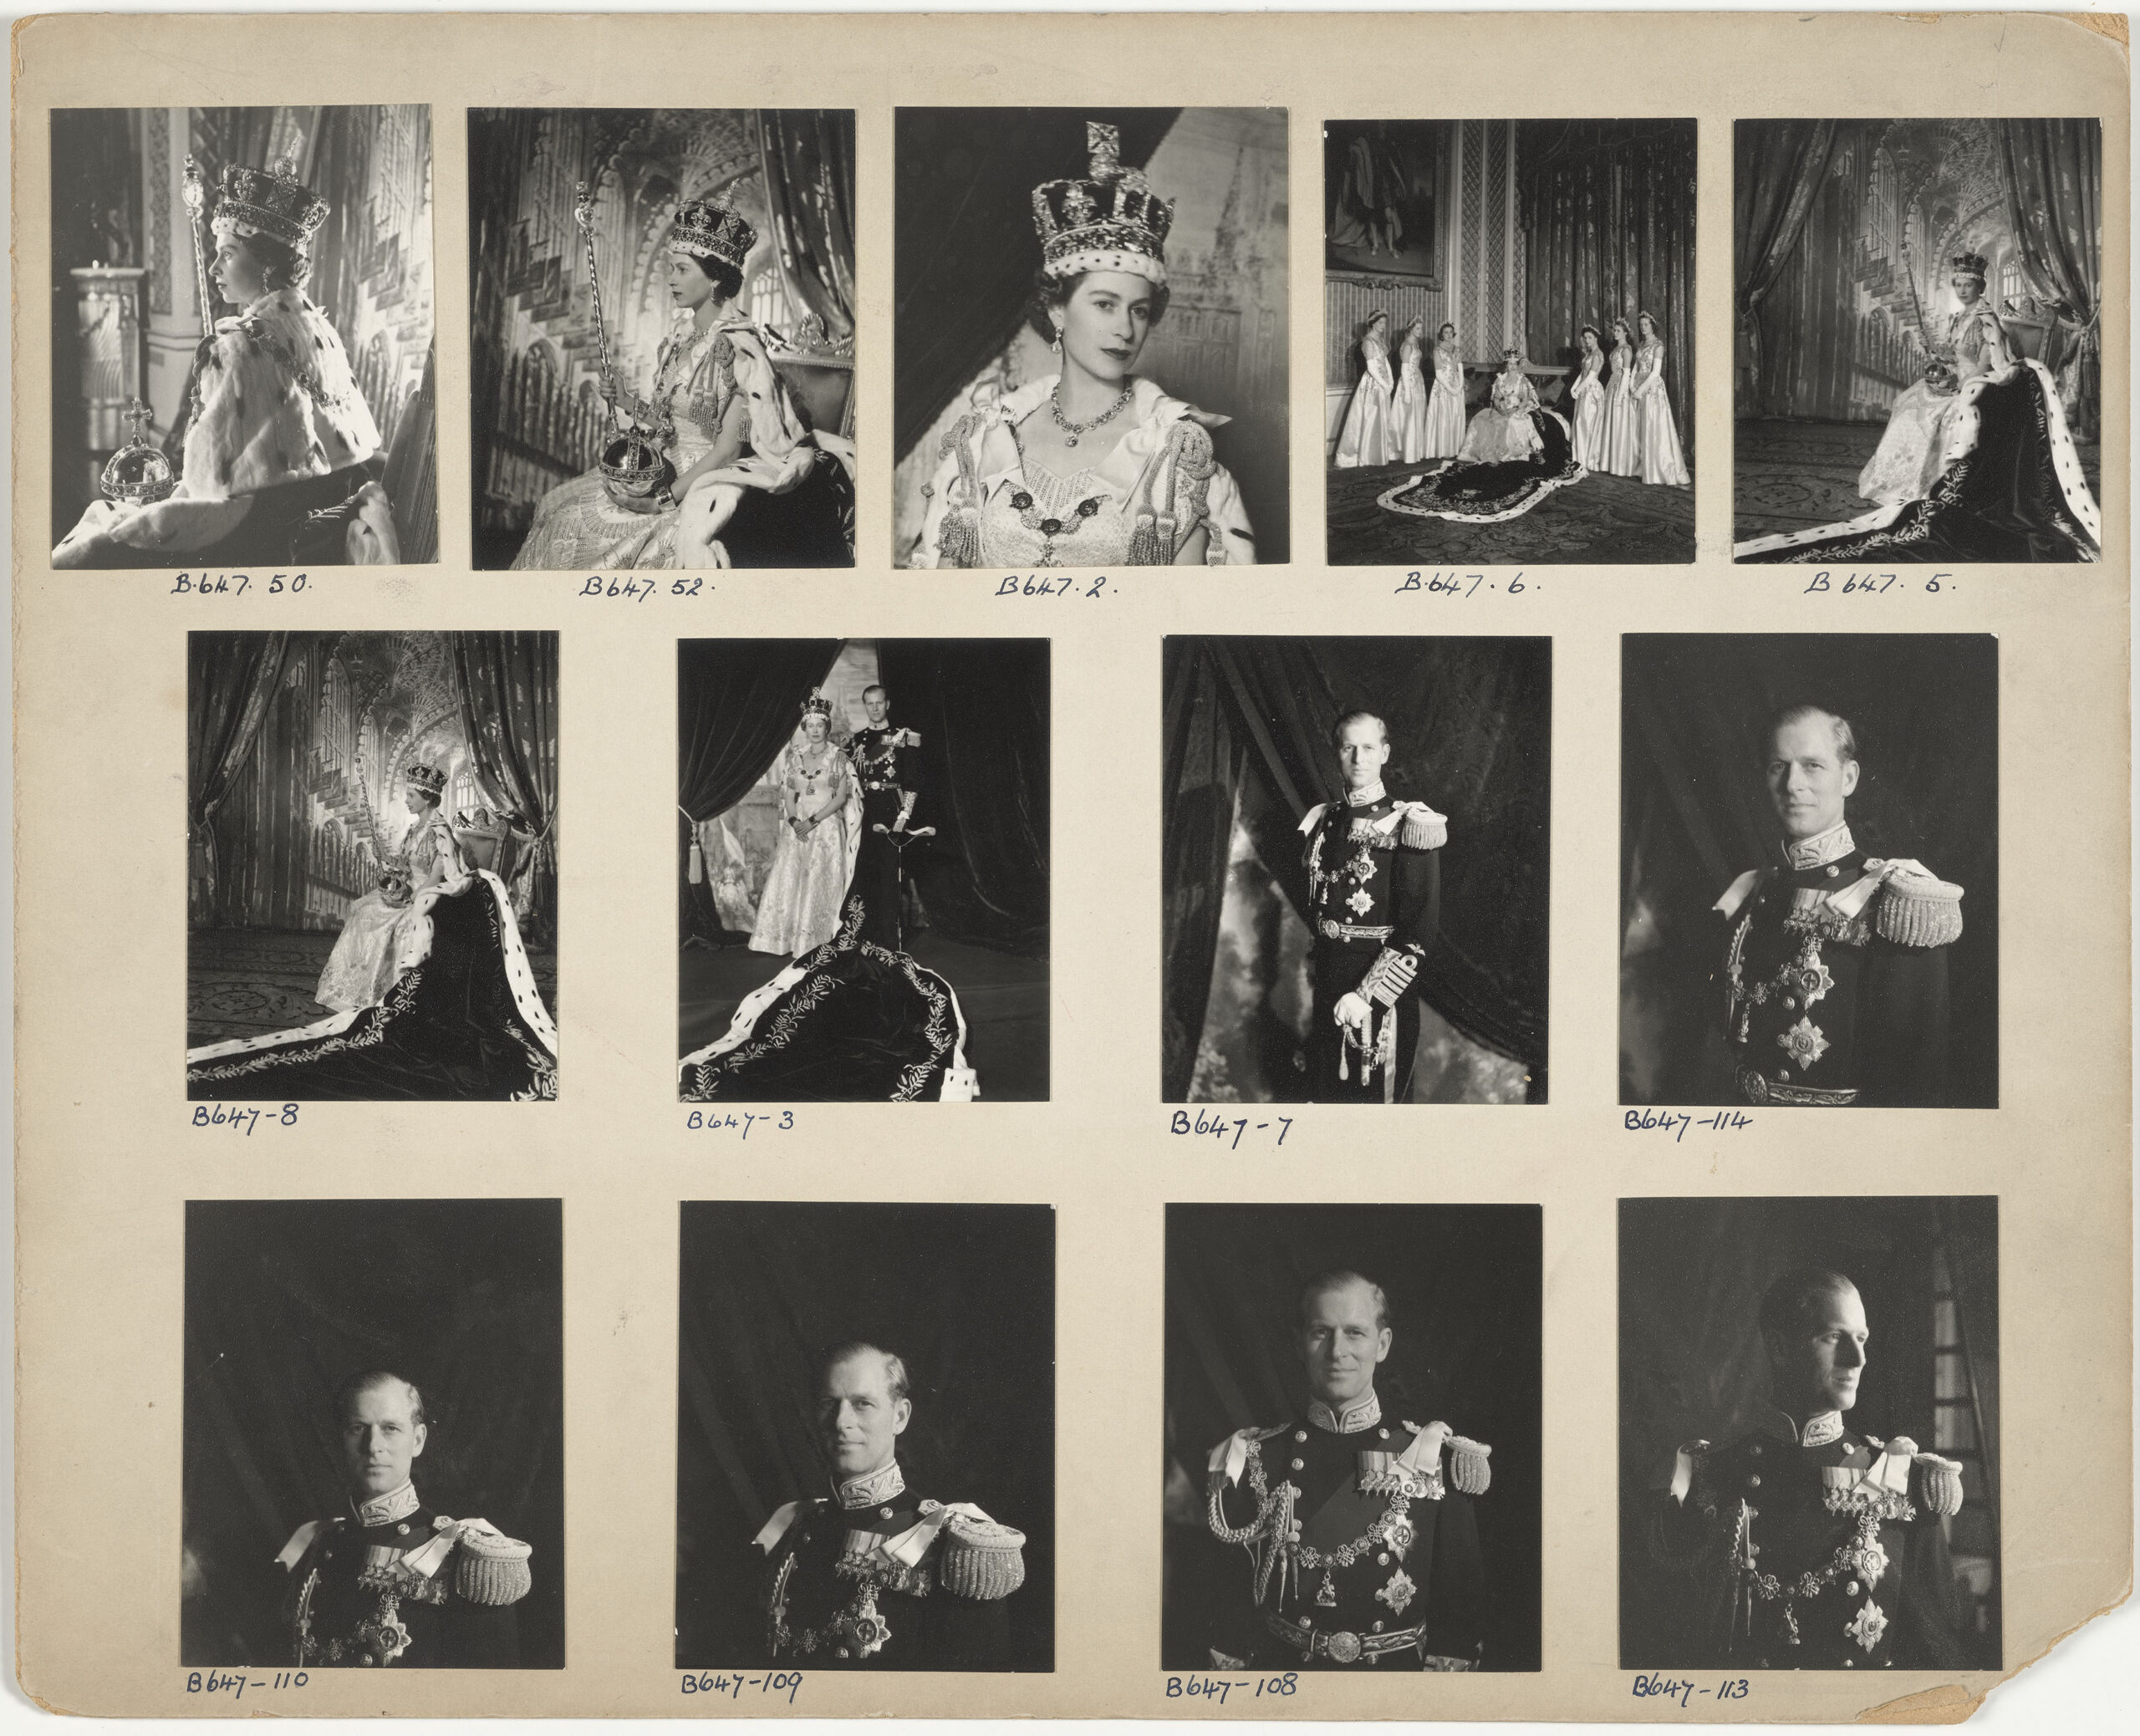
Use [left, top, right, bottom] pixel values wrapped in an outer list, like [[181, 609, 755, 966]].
[[1733, 418, 2103, 547], [1327, 461, 1695, 566], [188, 928, 559, 1049]]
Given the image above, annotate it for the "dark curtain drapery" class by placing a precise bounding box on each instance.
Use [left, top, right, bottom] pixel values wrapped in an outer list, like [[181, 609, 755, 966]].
[[1731, 120, 1838, 417], [874, 639, 1051, 955], [1617, 1196, 2000, 1670], [189, 632, 289, 927], [760, 109, 857, 343], [893, 109, 1178, 460], [675, 1202, 1055, 1671], [451, 633, 560, 944], [1618, 634, 1999, 1107], [677, 639, 842, 945], [1160, 636, 1552, 1101], [1161, 1204, 1542, 1671], [180, 1199, 564, 1668], [1519, 120, 1697, 443], [1997, 119, 2102, 440]]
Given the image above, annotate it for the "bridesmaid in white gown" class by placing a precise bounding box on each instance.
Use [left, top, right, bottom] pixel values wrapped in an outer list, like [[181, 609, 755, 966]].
[[316, 763, 460, 1012], [749, 691, 860, 958], [1597, 317, 1642, 477], [1333, 311, 1396, 467], [1569, 325, 1608, 468], [1631, 311, 1691, 486], [1424, 321, 1467, 459], [1389, 318, 1430, 463]]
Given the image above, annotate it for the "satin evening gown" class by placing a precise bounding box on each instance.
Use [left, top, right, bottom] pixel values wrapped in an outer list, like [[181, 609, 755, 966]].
[[1597, 339, 1642, 477], [1631, 340, 1690, 486]]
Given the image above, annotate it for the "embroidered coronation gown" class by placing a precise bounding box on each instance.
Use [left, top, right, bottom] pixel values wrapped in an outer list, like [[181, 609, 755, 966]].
[[315, 809, 450, 1011], [1390, 332, 1429, 465], [509, 313, 853, 570], [1457, 368, 1545, 462], [1334, 330, 1398, 467], [1378, 365, 1582, 525], [749, 740, 857, 957]]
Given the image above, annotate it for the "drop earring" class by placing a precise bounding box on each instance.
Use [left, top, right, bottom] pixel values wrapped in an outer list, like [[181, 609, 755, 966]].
[[1051, 327, 1062, 355]]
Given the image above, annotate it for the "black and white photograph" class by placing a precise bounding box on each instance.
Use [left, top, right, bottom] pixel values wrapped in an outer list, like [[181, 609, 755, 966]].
[[181, 1198, 564, 1669], [1163, 636, 1549, 1105], [679, 639, 1047, 1102], [1325, 120, 1695, 566], [894, 108, 1287, 567], [1162, 1204, 1542, 1672], [185, 630, 558, 1102], [1620, 634, 1996, 1109], [49, 104, 437, 568], [675, 1201, 1055, 1672], [1618, 1196, 2000, 1672], [1733, 119, 2102, 563], [469, 108, 857, 571]]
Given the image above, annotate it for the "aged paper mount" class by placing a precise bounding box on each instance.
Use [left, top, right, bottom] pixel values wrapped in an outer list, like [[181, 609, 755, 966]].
[[11, 8, 2132, 1723]]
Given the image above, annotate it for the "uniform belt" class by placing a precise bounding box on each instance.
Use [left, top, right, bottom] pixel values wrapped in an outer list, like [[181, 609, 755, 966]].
[[1734, 1065, 1859, 1107], [1318, 919, 1393, 943], [1265, 1612, 1424, 1665]]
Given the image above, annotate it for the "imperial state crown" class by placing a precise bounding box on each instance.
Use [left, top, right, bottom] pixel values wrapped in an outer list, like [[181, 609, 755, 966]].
[[1031, 121, 1174, 285], [212, 156, 331, 252]]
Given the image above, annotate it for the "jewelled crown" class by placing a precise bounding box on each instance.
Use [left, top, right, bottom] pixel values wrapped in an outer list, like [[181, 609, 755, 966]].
[[800, 690, 834, 720], [1950, 251, 1990, 282], [405, 762, 447, 800], [1032, 122, 1174, 286], [212, 155, 330, 252], [668, 193, 757, 272]]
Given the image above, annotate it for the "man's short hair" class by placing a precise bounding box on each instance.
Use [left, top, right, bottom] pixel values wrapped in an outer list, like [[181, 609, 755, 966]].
[[1299, 1270, 1390, 1331], [1768, 703, 1858, 767], [1329, 710, 1390, 751], [863, 684, 887, 700], [816, 1340, 910, 1404], [333, 1370, 427, 1429], [1757, 1265, 1860, 1340]]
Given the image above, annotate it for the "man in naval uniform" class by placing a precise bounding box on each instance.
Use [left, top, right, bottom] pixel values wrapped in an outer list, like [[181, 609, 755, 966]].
[[1715, 705, 1962, 1107], [1204, 1272, 1489, 1670], [277, 1372, 532, 1667], [1646, 1267, 1970, 1671], [845, 685, 924, 949], [752, 1341, 1025, 1670], [1297, 713, 1447, 1103]]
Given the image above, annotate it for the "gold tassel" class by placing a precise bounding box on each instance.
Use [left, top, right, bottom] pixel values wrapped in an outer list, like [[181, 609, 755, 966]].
[[1915, 1456, 1965, 1517], [937, 1517, 1027, 1601], [1448, 1436, 1493, 1495], [938, 507, 981, 570], [454, 1550, 532, 1607], [688, 836, 704, 884], [1872, 876, 1964, 948], [1399, 812, 1449, 850], [1127, 510, 1167, 566]]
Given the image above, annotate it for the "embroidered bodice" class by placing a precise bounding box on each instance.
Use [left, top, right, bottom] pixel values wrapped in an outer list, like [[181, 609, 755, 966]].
[[1490, 370, 1536, 415], [650, 316, 740, 462], [1433, 349, 1464, 391], [1608, 340, 1635, 393]]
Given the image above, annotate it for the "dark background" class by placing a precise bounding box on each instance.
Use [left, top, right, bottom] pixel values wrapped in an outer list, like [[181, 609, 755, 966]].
[[675, 1202, 1056, 1670], [1163, 636, 1552, 1102], [1618, 1196, 2001, 1670], [1619, 633, 1998, 1106], [181, 1199, 564, 1667], [1161, 1204, 1542, 1671]]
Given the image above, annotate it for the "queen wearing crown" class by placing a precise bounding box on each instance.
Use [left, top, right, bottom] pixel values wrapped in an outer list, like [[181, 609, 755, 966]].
[[53, 157, 391, 568], [509, 196, 854, 572], [747, 690, 860, 957], [1853, 252, 2008, 509], [314, 762, 461, 1013], [910, 122, 1256, 567]]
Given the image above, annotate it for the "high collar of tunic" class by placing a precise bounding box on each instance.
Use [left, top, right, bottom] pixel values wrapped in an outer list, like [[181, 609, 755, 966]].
[[1343, 781, 1388, 809], [353, 1480, 421, 1527], [835, 1459, 906, 1509], [1307, 1389, 1383, 1434], [1781, 820, 1856, 872], [1758, 1404, 1846, 1448]]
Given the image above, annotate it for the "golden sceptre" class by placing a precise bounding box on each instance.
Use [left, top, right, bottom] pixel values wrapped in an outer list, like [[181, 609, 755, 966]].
[[181, 155, 216, 336]]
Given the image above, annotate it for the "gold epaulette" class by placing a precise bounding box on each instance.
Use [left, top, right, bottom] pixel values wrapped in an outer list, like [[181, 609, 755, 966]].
[[1871, 868, 1964, 948], [1446, 1433, 1492, 1495], [446, 1520, 533, 1607], [937, 1513, 1027, 1601], [1399, 808, 1448, 851]]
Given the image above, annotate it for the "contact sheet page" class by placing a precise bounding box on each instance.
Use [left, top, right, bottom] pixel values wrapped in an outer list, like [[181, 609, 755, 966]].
[[9, 8, 2132, 1724]]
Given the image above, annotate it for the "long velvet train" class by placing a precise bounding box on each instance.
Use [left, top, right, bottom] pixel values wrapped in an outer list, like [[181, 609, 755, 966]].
[[1376, 410, 1585, 525]]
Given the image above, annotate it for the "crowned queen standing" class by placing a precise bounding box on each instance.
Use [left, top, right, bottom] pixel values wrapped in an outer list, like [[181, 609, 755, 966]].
[[910, 121, 1256, 567]]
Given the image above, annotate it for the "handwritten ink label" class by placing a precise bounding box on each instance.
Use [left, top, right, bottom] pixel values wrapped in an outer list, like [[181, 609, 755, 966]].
[[1394, 570, 1529, 596], [577, 574, 715, 602], [186, 1671, 308, 1698], [168, 573, 308, 597], [1630, 1674, 1750, 1708], [1799, 570, 1952, 596], [191, 1104, 301, 1136], [1623, 1108, 1754, 1142], [680, 1671, 803, 1703], [684, 1109, 796, 1138], [992, 573, 1112, 599], [1164, 1673, 1297, 1703], [1169, 1110, 1292, 1151]]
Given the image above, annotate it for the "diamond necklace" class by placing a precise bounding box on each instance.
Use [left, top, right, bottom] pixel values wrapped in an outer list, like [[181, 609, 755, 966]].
[[1050, 381, 1134, 448]]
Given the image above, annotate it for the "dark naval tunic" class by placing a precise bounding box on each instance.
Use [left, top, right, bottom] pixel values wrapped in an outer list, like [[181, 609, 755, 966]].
[[1298, 783, 1446, 1102], [1715, 822, 1961, 1107], [1205, 1392, 1487, 1669], [753, 1459, 1024, 1670], [1647, 1408, 1969, 1671], [278, 1482, 530, 1667], [845, 724, 923, 949]]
